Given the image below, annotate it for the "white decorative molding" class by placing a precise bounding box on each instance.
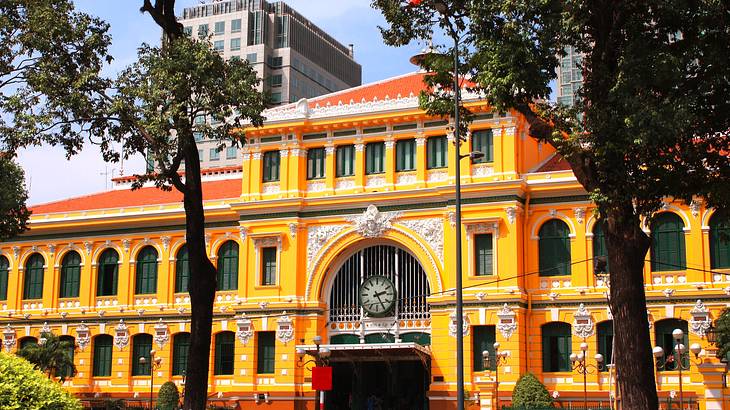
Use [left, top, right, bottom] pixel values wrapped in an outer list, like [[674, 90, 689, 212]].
[[160, 236, 171, 251], [472, 165, 494, 177], [47, 244, 56, 256], [335, 178, 355, 190], [122, 239, 131, 253], [415, 137, 426, 147], [76, 322, 90, 351], [113, 320, 129, 350], [689, 200, 702, 218], [289, 223, 298, 238], [276, 313, 294, 344], [252, 152, 262, 161], [503, 127, 516, 137], [307, 224, 348, 273], [398, 218, 444, 262], [355, 143, 364, 152], [574, 208, 586, 225], [39, 322, 52, 344], [307, 181, 326, 192], [153, 319, 169, 348], [252, 236, 281, 249], [384, 139, 395, 149], [236, 315, 253, 345], [427, 170, 447, 182], [347, 205, 401, 238], [662, 288, 675, 298], [262, 183, 281, 194], [242, 153, 251, 161], [496, 304, 518, 340], [239, 226, 248, 241], [572, 303, 595, 339], [365, 175, 386, 188], [3, 324, 16, 352], [12, 246, 20, 260], [689, 299, 712, 337], [505, 206, 522, 224], [449, 310, 470, 338], [447, 211, 456, 228], [280, 149, 289, 158], [325, 146, 335, 155], [396, 173, 417, 185]]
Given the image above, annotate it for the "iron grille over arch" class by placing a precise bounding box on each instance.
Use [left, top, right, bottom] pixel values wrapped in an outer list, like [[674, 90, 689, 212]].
[[328, 244, 431, 323]]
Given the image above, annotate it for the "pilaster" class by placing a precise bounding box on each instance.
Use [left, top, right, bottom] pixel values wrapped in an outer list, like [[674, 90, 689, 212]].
[[416, 134, 426, 187], [384, 136, 395, 189], [354, 141, 365, 192], [325, 145, 336, 194]]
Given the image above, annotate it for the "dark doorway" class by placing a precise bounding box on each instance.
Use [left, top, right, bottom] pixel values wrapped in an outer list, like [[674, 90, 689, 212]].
[[326, 360, 429, 410]]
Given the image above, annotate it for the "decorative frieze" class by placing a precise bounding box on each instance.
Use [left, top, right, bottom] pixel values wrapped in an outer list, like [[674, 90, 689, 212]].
[[398, 218, 444, 261], [396, 173, 417, 185], [496, 304, 518, 340], [335, 178, 356, 190], [365, 175, 386, 188], [690, 299, 712, 337], [347, 205, 400, 238], [449, 310, 470, 338], [3, 324, 16, 352], [276, 313, 294, 344], [307, 181, 326, 192], [114, 320, 129, 350], [574, 208, 586, 225], [505, 206, 522, 224], [572, 303, 595, 339], [307, 224, 348, 271], [427, 170, 447, 182], [289, 223, 298, 238], [153, 319, 169, 348], [76, 322, 90, 351], [236, 315, 254, 345]]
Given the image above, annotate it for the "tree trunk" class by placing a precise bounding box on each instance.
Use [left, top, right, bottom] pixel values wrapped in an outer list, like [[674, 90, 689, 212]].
[[182, 143, 217, 410], [604, 206, 658, 410]]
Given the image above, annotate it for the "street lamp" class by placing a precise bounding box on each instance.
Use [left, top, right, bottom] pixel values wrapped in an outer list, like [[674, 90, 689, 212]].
[[482, 342, 510, 409], [139, 349, 163, 409], [296, 336, 331, 410], [570, 342, 607, 408], [653, 329, 703, 410]]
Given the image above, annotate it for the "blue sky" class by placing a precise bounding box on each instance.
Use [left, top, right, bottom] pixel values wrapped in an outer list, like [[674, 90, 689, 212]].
[[18, 0, 424, 205]]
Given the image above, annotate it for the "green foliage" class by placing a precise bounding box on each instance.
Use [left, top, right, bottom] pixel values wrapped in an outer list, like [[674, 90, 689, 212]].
[[157, 381, 180, 410], [512, 373, 553, 408], [0, 351, 82, 410], [0, 156, 30, 240], [715, 308, 730, 362], [17, 332, 76, 382]]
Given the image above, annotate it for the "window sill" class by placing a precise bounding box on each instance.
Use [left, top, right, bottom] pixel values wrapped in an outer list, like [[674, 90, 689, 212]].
[[255, 284, 280, 290]]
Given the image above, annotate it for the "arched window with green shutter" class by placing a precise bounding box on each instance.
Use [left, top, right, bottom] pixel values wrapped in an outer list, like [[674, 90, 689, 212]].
[[135, 247, 158, 295], [23, 254, 45, 300], [710, 211, 730, 269], [217, 241, 239, 291], [172, 332, 190, 376], [0, 255, 8, 301], [539, 219, 572, 276], [131, 333, 153, 376], [542, 322, 572, 372], [655, 319, 689, 371], [597, 321, 613, 371], [214, 331, 235, 375], [593, 222, 609, 274], [92, 335, 112, 377], [97, 249, 119, 297], [59, 251, 81, 298], [651, 213, 686, 272], [175, 245, 190, 293]]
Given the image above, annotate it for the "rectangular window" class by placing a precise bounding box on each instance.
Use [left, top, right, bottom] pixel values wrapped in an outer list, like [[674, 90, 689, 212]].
[[197, 24, 208, 38], [214, 333, 235, 375], [261, 247, 276, 286], [269, 74, 282, 88], [193, 132, 203, 142], [226, 146, 237, 159], [427, 136, 448, 169], [246, 53, 257, 63], [92, 337, 112, 377], [472, 326, 496, 371], [213, 40, 224, 53], [262, 151, 280, 182], [214, 21, 225, 35], [209, 148, 220, 161], [198, 149, 204, 161], [542, 324, 572, 372], [307, 147, 326, 179], [336, 145, 355, 177], [132, 336, 152, 376], [172, 334, 190, 376], [271, 92, 282, 104], [267, 55, 283, 68], [474, 233, 494, 276], [230, 38, 241, 51], [396, 139, 416, 172], [471, 130, 493, 163], [231, 19, 241, 33], [365, 142, 385, 174], [0, 263, 8, 301], [183, 26, 192, 36], [195, 115, 206, 125], [257, 332, 276, 374]]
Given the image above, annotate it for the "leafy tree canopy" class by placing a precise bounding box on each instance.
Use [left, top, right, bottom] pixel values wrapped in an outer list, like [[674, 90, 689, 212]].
[[0, 156, 30, 240], [0, 351, 82, 410], [17, 332, 76, 382]]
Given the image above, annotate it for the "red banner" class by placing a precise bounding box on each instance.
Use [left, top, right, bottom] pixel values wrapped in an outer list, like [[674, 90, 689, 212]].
[[312, 366, 333, 391]]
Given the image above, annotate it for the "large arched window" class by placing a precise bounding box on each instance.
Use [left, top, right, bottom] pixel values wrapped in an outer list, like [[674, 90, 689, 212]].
[[23, 254, 45, 299], [172, 332, 190, 376], [92, 335, 113, 377], [19, 336, 38, 350], [217, 241, 239, 291], [214, 331, 235, 375], [135, 247, 158, 295], [593, 222, 609, 274], [651, 213, 686, 272], [97, 249, 119, 297], [175, 245, 190, 293], [542, 322, 572, 372], [710, 211, 730, 269], [0, 255, 8, 301], [539, 219, 572, 276], [597, 321, 613, 371], [131, 333, 153, 376], [59, 251, 81, 298], [58, 335, 76, 379], [655, 318, 689, 371]]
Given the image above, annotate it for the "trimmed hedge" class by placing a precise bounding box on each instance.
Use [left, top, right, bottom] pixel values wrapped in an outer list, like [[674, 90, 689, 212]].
[[512, 373, 553, 408], [157, 381, 180, 410], [0, 351, 81, 409]]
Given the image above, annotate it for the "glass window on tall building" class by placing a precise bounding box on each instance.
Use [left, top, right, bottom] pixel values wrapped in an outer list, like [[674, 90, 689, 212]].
[[230, 38, 241, 51], [275, 15, 289, 48], [214, 21, 225, 35], [213, 40, 224, 53], [197, 24, 208, 38], [231, 19, 241, 33], [246, 53, 257, 63]]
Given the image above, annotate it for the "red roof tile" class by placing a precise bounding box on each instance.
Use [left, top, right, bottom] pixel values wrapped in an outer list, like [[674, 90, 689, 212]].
[[535, 154, 572, 172], [30, 178, 241, 215]]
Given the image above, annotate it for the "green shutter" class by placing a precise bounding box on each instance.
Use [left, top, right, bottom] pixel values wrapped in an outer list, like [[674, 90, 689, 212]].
[[257, 332, 276, 374], [427, 136, 447, 169], [217, 241, 239, 291], [593, 222, 609, 274], [175, 246, 190, 293], [655, 319, 689, 371], [471, 130, 493, 163], [330, 334, 360, 344], [93, 335, 113, 377], [542, 322, 572, 372], [263, 151, 280, 182], [365, 142, 385, 174], [97, 249, 119, 297], [396, 139, 416, 172], [336, 145, 355, 177], [132, 334, 152, 376], [0, 256, 9, 301], [172, 333, 190, 376], [262, 247, 277, 285], [472, 326, 496, 371], [59, 251, 81, 298], [135, 247, 158, 295], [710, 212, 730, 269], [58, 336, 75, 379], [307, 147, 326, 179], [474, 234, 493, 276], [651, 213, 686, 272], [214, 332, 235, 375], [539, 220, 572, 276], [23, 254, 45, 299], [597, 321, 613, 371]]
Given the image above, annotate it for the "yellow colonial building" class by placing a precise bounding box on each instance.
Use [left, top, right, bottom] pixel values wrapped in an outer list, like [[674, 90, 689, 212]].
[[1, 72, 729, 410]]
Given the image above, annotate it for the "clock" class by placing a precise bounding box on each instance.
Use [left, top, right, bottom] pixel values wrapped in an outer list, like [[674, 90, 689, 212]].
[[359, 275, 397, 317]]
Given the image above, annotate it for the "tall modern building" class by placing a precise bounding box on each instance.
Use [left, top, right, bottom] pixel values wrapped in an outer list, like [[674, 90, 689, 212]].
[[179, 0, 362, 169], [556, 46, 583, 106]]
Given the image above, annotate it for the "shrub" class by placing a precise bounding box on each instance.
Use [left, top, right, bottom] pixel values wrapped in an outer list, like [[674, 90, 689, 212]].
[[157, 381, 180, 410], [0, 351, 81, 409], [512, 373, 553, 408]]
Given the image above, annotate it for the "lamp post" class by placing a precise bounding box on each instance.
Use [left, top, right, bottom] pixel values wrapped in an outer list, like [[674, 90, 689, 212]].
[[139, 349, 163, 409], [482, 342, 510, 409], [296, 335, 331, 410], [653, 329, 703, 410], [570, 342, 606, 408]]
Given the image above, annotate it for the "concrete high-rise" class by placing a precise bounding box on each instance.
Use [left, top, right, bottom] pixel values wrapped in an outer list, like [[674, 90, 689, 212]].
[[556, 46, 583, 106]]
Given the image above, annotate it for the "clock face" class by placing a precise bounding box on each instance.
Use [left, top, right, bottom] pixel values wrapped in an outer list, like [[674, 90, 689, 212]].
[[359, 275, 397, 317]]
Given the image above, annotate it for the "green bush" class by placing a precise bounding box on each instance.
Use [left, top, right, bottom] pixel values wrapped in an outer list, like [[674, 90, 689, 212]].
[[512, 373, 553, 408], [0, 351, 81, 409], [157, 381, 180, 410]]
